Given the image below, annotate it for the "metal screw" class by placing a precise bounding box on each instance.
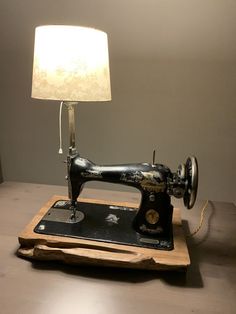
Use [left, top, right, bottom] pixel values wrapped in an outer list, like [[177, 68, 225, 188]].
[[38, 224, 45, 231], [149, 194, 155, 202]]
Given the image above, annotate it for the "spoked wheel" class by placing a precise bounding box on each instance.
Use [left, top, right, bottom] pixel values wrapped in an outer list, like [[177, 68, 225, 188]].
[[183, 156, 198, 209]]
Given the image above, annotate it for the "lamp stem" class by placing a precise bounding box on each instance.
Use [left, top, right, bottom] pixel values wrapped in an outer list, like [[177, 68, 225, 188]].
[[64, 101, 78, 214], [64, 101, 78, 156]]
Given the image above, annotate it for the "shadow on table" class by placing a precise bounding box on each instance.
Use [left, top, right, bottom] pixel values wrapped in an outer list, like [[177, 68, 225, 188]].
[[29, 251, 201, 287], [180, 200, 216, 287]]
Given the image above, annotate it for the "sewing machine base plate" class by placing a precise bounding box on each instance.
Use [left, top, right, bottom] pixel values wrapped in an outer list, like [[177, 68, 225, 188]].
[[33, 200, 173, 250], [18, 195, 190, 271]]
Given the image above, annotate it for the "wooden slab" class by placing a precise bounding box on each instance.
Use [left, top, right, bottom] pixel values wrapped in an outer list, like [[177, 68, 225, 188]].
[[17, 195, 190, 271]]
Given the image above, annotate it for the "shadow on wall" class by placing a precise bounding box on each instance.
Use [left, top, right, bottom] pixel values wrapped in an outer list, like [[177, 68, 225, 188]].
[[0, 156, 3, 183]]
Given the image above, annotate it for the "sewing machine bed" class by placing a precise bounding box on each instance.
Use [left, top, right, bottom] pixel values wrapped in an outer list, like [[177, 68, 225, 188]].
[[34, 200, 174, 250], [18, 195, 190, 271]]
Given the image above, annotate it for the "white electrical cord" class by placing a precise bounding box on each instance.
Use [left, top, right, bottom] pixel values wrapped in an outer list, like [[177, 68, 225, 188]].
[[58, 101, 63, 154], [187, 200, 209, 237]]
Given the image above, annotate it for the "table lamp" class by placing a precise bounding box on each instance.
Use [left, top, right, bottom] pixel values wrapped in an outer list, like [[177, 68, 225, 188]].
[[31, 25, 111, 217], [18, 24, 198, 269]]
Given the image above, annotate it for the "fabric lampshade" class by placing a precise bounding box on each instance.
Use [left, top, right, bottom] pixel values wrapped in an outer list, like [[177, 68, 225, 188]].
[[31, 25, 111, 101]]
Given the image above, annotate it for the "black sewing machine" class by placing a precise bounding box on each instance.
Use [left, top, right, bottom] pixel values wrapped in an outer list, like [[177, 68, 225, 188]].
[[35, 152, 198, 251]]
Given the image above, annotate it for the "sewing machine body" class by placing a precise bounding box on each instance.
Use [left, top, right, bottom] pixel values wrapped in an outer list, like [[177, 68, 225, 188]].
[[69, 157, 178, 237], [34, 154, 198, 251]]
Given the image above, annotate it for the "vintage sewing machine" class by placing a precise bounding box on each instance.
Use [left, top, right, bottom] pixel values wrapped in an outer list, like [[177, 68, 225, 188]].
[[34, 152, 198, 251]]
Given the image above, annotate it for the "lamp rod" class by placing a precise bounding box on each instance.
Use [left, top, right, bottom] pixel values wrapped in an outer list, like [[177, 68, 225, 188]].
[[64, 101, 78, 156]]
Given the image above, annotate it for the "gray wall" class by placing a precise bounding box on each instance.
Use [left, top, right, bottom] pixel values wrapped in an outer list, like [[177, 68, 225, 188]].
[[0, 0, 235, 203], [0, 157, 3, 183]]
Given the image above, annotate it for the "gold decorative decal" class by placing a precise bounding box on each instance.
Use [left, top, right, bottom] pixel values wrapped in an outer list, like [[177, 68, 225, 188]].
[[140, 171, 166, 192]]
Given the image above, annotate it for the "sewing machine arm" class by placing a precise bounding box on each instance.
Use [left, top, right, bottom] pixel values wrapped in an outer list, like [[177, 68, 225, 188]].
[[68, 155, 198, 236]]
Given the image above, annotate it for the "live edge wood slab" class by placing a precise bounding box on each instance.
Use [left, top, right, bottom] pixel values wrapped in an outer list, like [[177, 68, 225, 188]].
[[17, 195, 190, 271]]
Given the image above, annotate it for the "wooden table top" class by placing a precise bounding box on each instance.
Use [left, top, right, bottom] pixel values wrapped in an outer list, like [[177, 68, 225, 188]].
[[0, 181, 235, 314]]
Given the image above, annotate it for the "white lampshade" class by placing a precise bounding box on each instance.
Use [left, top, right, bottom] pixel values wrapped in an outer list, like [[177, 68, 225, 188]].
[[31, 25, 111, 101]]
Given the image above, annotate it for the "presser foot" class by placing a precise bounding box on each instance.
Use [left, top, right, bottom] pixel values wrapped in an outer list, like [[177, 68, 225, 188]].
[[70, 206, 77, 222], [70, 208, 85, 223], [69, 201, 85, 223]]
